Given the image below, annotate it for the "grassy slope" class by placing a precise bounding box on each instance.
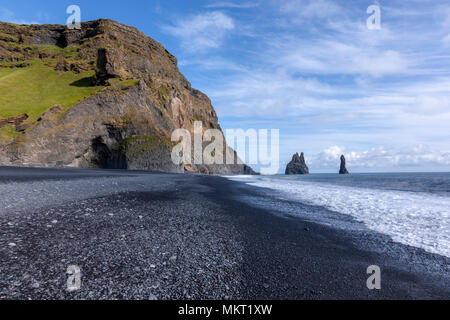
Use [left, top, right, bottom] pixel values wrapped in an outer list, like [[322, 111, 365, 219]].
[[0, 60, 102, 140]]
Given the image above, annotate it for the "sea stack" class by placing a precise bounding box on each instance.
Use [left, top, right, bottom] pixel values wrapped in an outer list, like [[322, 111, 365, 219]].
[[286, 152, 310, 175], [339, 155, 349, 174]]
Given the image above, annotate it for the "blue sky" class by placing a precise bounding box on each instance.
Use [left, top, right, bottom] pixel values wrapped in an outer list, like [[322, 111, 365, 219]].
[[1, 0, 450, 172]]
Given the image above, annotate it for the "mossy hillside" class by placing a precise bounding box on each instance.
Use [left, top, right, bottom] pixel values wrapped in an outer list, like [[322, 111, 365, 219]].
[[0, 54, 140, 141], [0, 59, 102, 139]]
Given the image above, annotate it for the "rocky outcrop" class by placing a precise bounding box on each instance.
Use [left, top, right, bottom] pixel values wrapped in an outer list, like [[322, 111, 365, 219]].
[[339, 155, 349, 174], [0, 19, 255, 175], [285, 152, 309, 175], [0, 114, 28, 129], [37, 105, 63, 122]]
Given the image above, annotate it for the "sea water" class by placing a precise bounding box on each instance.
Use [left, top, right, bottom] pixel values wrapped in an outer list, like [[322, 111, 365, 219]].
[[226, 173, 450, 258]]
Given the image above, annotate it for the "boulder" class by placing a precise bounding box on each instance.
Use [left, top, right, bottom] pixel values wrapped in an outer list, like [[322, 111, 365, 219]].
[[286, 152, 309, 175]]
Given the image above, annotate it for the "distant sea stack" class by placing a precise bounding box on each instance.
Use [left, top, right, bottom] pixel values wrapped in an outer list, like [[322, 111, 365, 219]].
[[339, 155, 349, 174], [286, 152, 309, 175]]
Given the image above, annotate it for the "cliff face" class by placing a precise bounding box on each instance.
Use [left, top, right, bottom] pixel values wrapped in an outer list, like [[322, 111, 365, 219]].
[[0, 19, 254, 174]]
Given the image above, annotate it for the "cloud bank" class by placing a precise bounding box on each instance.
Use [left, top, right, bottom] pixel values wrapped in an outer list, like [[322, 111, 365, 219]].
[[307, 145, 450, 171], [163, 11, 234, 52]]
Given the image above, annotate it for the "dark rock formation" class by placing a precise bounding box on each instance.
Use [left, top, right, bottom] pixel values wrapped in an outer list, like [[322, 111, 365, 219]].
[[94, 48, 118, 85], [285, 152, 309, 175], [339, 155, 349, 174], [37, 105, 63, 122], [0, 19, 256, 175], [0, 114, 28, 129], [15, 122, 33, 133]]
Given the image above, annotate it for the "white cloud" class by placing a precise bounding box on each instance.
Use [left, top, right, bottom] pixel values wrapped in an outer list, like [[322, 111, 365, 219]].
[[207, 70, 343, 117], [308, 145, 450, 170], [443, 34, 450, 46], [206, 2, 259, 9], [178, 57, 246, 72], [169, 1, 450, 171], [163, 11, 234, 52], [279, 0, 343, 21], [299, 113, 361, 124], [411, 95, 450, 115], [196, 3, 449, 125], [442, 7, 450, 29], [273, 40, 410, 77], [0, 7, 39, 25]]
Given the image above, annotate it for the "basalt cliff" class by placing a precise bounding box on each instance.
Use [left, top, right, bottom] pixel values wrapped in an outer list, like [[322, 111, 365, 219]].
[[0, 19, 255, 174], [0, 20, 253, 174]]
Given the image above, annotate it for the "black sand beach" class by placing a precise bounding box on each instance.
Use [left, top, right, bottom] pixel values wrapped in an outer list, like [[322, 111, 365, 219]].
[[0, 167, 449, 300]]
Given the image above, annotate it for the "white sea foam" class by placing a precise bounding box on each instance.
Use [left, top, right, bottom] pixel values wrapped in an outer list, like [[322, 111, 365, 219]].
[[227, 176, 450, 258]]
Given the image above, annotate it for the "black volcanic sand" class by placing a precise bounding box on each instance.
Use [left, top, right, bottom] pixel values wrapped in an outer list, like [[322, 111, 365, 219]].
[[0, 167, 449, 299]]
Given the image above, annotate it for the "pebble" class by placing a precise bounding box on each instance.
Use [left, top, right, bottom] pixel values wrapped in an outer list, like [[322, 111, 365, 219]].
[[151, 283, 160, 289]]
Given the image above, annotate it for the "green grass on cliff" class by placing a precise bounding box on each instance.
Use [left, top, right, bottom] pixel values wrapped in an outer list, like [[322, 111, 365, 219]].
[[0, 59, 102, 140]]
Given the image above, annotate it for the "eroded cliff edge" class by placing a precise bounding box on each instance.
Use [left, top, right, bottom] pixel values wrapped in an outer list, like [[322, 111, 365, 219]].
[[0, 19, 254, 174]]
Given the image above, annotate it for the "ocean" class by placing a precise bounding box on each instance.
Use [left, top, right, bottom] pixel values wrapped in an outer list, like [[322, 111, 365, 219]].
[[226, 172, 450, 258]]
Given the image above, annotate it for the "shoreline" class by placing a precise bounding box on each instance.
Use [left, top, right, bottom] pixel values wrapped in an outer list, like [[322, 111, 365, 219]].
[[202, 175, 450, 299], [0, 167, 449, 299]]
